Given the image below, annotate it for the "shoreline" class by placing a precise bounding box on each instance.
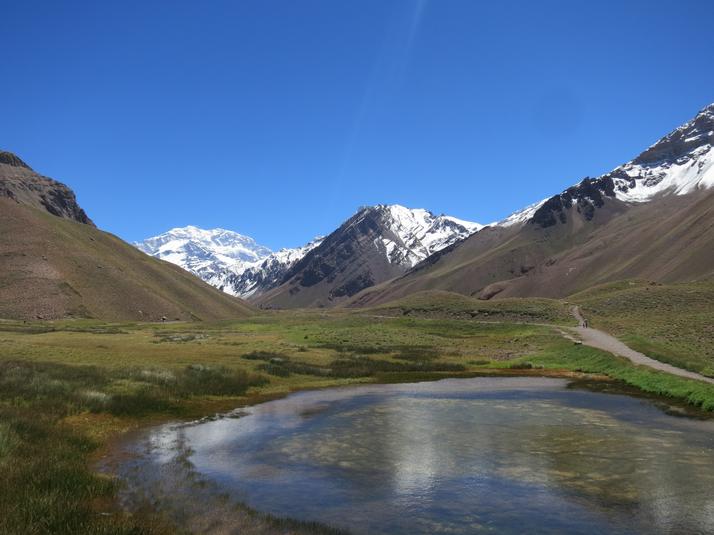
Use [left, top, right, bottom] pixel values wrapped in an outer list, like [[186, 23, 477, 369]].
[[95, 366, 713, 534]]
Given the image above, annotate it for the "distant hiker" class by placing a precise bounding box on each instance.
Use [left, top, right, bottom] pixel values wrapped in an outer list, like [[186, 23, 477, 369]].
[[583, 319, 589, 328]]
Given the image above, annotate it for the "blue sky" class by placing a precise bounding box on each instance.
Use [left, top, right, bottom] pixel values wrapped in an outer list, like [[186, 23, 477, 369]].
[[2, 0, 713, 249]]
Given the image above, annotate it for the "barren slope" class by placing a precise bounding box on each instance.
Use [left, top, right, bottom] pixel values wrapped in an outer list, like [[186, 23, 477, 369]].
[[351, 189, 714, 306], [0, 151, 252, 321]]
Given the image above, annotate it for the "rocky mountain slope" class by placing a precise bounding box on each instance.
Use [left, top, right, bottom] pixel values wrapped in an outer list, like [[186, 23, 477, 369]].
[[256, 205, 481, 308], [526, 102, 714, 229], [216, 237, 324, 298], [0, 153, 252, 321], [0, 151, 94, 225], [350, 103, 714, 306]]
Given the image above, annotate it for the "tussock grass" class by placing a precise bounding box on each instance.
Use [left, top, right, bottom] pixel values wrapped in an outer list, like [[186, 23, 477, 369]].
[[0, 361, 172, 533], [371, 290, 573, 324], [0, 360, 266, 417], [242, 350, 464, 378]]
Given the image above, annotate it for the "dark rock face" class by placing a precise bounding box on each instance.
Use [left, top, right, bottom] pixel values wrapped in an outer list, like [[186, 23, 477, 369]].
[[259, 204, 481, 308], [0, 151, 94, 226], [330, 271, 374, 299], [531, 176, 615, 228], [264, 206, 419, 306], [634, 103, 714, 165], [281, 207, 382, 295], [0, 151, 32, 169]]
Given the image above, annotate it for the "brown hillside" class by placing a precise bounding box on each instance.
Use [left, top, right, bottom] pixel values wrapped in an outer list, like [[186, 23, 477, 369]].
[[350, 190, 714, 306], [0, 150, 253, 321], [0, 199, 253, 321]]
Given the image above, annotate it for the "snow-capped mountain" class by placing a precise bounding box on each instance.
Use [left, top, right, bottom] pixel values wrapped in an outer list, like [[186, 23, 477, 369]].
[[356, 204, 482, 267], [134, 226, 273, 284], [256, 204, 481, 308], [609, 102, 714, 202], [215, 237, 324, 298], [349, 102, 714, 307], [499, 102, 714, 228], [136, 206, 480, 304], [135, 226, 325, 299]]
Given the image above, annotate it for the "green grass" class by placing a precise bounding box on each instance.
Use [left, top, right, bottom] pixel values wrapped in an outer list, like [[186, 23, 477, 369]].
[[0, 358, 344, 535], [570, 279, 714, 374], [507, 340, 714, 411], [371, 290, 574, 324], [0, 360, 169, 534]]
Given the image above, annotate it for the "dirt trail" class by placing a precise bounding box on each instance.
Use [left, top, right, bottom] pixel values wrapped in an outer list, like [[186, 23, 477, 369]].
[[570, 307, 714, 385]]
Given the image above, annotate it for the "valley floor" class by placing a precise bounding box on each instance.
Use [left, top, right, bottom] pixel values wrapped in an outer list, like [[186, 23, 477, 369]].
[[0, 285, 712, 534]]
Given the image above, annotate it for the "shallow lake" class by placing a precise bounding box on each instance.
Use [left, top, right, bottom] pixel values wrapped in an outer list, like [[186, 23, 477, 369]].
[[107, 377, 714, 534]]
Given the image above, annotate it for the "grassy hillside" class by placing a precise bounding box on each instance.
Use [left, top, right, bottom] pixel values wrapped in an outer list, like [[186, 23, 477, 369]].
[[0, 199, 253, 321], [570, 279, 714, 375], [367, 290, 573, 324]]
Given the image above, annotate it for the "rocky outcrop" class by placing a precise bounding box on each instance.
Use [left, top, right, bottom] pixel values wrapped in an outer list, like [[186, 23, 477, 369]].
[[0, 151, 94, 225]]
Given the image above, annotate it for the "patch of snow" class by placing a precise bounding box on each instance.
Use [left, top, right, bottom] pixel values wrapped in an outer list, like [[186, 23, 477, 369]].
[[135, 205, 482, 299], [613, 144, 714, 202], [221, 236, 325, 298], [498, 198, 548, 227], [134, 226, 273, 284], [371, 204, 482, 267]]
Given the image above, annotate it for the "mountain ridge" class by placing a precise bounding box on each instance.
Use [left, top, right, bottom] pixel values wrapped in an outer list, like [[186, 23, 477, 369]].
[[348, 102, 714, 307], [136, 205, 481, 304], [255, 204, 481, 308]]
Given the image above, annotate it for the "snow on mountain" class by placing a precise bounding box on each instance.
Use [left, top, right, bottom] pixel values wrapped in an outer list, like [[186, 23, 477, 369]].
[[498, 199, 549, 227], [135, 226, 326, 299], [254, 204, 484, 308], [135, 206, 480, 301], [610, 103, 714, 202], [134, 225, 272, 285], [364, 204, 482, 267], [497, 102, 714, 229], [215, 237, 324, 298]]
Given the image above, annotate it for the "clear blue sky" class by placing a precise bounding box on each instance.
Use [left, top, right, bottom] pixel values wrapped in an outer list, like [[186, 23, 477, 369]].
[[2, 0, 713, 249]]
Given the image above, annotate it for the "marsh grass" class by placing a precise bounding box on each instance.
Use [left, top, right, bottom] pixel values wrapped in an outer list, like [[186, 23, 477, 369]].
[[0, 361, 172, 534], [0, 360, 266, 417], [372, 291, 573, 324], [329, 355, 466, 377], [242, 350, 464, 378], [0, 358, 332, 534], [516, 342, 714, 411]]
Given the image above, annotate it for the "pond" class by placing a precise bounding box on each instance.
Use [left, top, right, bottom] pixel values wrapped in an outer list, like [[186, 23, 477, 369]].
[[105, 377, 714, 534]]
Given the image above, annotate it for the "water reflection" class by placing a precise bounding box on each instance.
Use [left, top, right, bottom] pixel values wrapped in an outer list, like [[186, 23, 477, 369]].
[[110, 378, 714, 534]]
